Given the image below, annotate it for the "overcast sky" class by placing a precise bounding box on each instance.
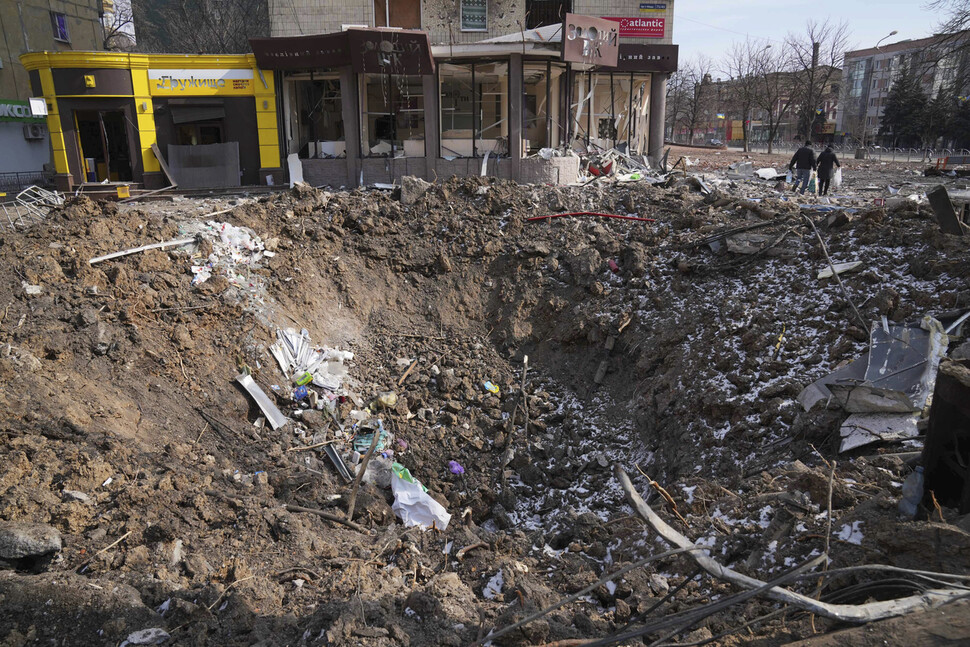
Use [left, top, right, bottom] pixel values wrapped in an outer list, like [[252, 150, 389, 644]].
[[673, 0, 943, 64]]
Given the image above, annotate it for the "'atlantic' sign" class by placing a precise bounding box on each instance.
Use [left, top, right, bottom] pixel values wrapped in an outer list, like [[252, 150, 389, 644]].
[[602, 17, 666, 38]]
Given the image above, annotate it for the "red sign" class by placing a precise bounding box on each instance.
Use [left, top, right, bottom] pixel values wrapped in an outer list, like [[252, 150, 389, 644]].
[[602, 16, 665, 38]]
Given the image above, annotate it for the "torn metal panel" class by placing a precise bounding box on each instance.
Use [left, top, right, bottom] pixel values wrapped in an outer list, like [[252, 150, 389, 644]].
[[839, 412, 919, 452], [236, 373, 288, 430], [927, 184, 966, 236], [798, 316, 948, 414], [324, 444, 353, 483], [798, 354, 867, 411], [863, 316, 948, 411]]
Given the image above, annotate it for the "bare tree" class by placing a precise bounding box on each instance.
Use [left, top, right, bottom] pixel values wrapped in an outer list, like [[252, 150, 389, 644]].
[[786, 19, 850, 141], [751, 48, 797, 154], [675, 56, 715, 145], [929, 0, 970, 48], [721, 40, 773, 152], [102, 0, 136, 51], [665, 69, 690, 143], [132, 0, 269, 54]]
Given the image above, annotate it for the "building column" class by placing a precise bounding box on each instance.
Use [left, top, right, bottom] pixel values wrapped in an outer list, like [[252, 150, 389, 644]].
[[648, 72, 668, 166], [340, 68, 361, 187], [509, 53, 523, 182], [128, 54, 163, 188], [252, 63, 283, 185], [422, 73, 439, 182], [36, 64, 73, 191]]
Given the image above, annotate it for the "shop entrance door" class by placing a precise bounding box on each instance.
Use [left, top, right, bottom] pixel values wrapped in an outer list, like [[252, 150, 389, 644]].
[[75, 110, 133, 182]]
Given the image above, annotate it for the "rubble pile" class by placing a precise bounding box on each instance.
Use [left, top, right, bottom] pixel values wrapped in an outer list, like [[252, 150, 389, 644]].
[[0, 166, 969, 645]]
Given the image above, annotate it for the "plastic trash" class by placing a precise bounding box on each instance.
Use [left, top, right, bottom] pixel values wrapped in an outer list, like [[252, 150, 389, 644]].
[[785, 169, 793, 184], [898, 465, 924, 519], [448, 460, 465, 475], [353, 419, 388, 453], [293, 385, 309, 401], [807, 171, 818, 194], [483, 381, 500, 395], [391, 463, 451, 530], [832, 167, 843, 190]]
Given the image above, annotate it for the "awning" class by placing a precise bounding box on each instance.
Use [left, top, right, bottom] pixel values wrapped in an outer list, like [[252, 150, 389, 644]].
[[250, 28, 435, 75]]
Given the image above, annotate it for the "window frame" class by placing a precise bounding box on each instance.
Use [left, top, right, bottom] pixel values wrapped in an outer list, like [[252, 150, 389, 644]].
[[50, 12, 70, 43], [460, 0, 488, 32]]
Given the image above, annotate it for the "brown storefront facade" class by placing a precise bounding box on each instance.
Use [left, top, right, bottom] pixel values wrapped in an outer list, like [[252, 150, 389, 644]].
[[251, 25, 677, 188]]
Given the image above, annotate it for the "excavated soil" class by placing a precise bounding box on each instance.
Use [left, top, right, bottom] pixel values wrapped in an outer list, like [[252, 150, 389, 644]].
[[1, 170, 969, 647]]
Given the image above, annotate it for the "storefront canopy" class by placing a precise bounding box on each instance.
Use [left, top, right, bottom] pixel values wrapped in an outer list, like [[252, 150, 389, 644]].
[[250, 29, 434, 75]]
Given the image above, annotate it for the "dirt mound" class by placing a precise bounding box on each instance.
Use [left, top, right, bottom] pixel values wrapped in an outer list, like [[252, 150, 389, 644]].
[[0, 175, 969, 645]]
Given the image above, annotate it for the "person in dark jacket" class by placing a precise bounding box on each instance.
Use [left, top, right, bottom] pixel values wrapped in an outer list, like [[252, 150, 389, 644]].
[[816, 146, 841, 196], [788, 141, 817, 194]]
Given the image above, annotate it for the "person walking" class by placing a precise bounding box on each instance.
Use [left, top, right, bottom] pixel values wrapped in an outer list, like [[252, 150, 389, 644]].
[[788, 141, 817, 195], [816, 146, 841, 196]]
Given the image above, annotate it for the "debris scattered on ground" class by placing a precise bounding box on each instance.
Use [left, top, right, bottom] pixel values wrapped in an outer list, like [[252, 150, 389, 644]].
[[0, 146, 969, 645]]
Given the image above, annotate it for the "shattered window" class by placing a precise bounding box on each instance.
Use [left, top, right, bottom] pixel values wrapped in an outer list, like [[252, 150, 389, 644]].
[[295, 76, 344, 159], [439, 61, 508, 158], [523, 62, 566, 153], [360, 73, 425, 158], [570, 71, 651, 154]]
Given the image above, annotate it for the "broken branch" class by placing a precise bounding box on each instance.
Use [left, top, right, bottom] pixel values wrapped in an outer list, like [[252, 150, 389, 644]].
[[801, 215, 869, 334], [285, 504, 366, 532], [616, 466, 968, 623]]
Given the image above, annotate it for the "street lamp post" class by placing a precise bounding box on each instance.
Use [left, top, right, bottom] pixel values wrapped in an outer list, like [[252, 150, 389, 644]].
[[860, 30, 898, 151]]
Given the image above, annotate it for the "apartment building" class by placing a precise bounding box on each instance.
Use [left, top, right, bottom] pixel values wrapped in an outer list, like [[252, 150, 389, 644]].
[[0, 0, 105, 179], [257, 0, 679, 186], [836, 33, 969, 145]]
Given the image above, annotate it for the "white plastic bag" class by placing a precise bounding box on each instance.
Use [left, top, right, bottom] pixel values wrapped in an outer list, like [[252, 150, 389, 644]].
[[391, 471, 451, 530], [785, 169, 792, 184], [832, 167, 843, 190]]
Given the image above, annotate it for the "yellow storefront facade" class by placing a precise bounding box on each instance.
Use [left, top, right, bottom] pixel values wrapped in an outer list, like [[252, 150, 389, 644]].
[[20, 52, 282, 191]]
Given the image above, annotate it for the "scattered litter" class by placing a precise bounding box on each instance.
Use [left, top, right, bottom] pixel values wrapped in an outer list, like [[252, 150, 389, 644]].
[[236, 372, 288, 430], [390, 463, 451, 530], [180, 221, 266, 286], [483, 381, 500, 395], [21, 282, 42, 295], [835, 521, 865, 545], [755, 168, 782, 180], [121, 628, 170, 646], [817, 261, 863, 280], [448, 460, 465, 475], [483, 569, 504, 599]]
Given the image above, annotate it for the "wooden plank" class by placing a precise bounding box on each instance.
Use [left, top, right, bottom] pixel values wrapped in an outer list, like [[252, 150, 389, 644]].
[[151, 142, 178, 188]]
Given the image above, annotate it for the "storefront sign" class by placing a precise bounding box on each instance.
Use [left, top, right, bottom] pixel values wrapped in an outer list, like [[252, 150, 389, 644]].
[[602, 17, 665, 38], [562, 14, 619, 67], [251, 29, 434, 75], [638, 3, 666, 12], [349, 30, 435, 75], [613, 44, 678, 73], [0, 100, 45, 122], [148, 69, 254, 96], [251, 32, 351, 70]]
